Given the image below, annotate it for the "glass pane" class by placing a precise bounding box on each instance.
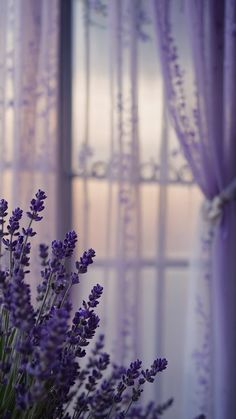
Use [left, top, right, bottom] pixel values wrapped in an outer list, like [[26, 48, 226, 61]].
[[72, 178, 112, 258], [166, 185, 203, 258], [141, 184, 159, 259], [73, 178, 163, 261], [162, 268, 189, 419]]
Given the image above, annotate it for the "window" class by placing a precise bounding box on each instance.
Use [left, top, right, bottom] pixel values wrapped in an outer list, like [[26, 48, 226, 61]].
[[71, 1, 202, 416]]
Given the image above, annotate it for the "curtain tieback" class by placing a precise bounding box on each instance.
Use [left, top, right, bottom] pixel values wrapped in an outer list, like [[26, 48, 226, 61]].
[[203, 178, 236, 224]]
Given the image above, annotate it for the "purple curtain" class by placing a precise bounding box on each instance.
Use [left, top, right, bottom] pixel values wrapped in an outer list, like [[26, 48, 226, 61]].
[[0, 0, 60, 242], [152, 0, 236, 417], [0, 0, 60, 300]]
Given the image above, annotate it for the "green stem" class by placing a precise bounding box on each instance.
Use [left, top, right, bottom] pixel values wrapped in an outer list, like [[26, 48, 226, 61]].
[[19, 219, 33, 268], [2, 327, 16, 369], [124, 398, 133, 416], [9, 233, 14, 277], [35, 272, 53, 325], [106, 403, 114, 419], [1, 366, 15, 407], [59, 282, 72, 308], [28, 404, 38, 419], [2, 309, 10, 361]]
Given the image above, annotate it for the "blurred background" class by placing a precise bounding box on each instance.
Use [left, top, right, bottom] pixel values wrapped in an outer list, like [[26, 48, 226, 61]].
[[2, 0, 235, 418]]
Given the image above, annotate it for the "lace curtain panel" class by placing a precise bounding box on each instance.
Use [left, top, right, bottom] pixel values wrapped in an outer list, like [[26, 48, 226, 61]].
[[72, 1, 202, 417], [152, 0, 236, 418], [0, 0, 60, 245]]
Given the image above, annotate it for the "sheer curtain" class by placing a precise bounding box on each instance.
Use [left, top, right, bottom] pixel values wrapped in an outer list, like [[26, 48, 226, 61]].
[[72, 1, 202, 417], [0, 0, 60, 246], [152, 0, 236, 417]]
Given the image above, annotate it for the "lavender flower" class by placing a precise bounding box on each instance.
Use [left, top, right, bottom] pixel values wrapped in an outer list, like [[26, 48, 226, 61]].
[[0, 191, 171, 419], [88, 283, 103, 307], [71, 271, 79, 284], [49, 240, 66, 275], [2, 237, 18, 252], [3, 268, 35, 333], [76, 248, 96, 273], [152, 358, 168, 372], [27, 189, 47, 221], [39, 243, 49, 266], [92, 333, 105, 353], [140, 358, 168, 384], [22, 227, 36, 237], [37, 305, 71, 369], [97, 352, 110, 371], [0, 270, 7, 285], [0, 200, 8, 245], [123, 360, 142, 386], [51, 239, 65, 260], [54, 349, 79, 409], [64, 230, 78, 257], [7, 207, 23, 236], [52, 267, 68, 295], [0, 199, 8, 219], [13, 235, 31, 267], [37, 267, 50, 301]]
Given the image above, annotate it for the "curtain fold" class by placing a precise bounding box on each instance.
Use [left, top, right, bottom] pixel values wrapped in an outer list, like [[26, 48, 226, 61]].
[[106, 0, 142, 365], [152, 0, 236, 417]]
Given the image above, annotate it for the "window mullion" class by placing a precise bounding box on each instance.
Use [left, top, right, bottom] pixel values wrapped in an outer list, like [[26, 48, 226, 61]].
[[57, 0, 73, 240]]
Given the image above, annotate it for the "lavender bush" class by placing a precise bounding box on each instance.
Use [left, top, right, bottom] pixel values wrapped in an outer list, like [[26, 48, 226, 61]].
[[0, 190, 172, 418]]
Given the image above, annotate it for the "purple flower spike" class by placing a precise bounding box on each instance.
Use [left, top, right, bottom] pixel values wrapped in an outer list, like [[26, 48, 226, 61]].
[[14, 235, 31, 267], [0, 191, 170, 418], [3, 268, 35, 333], [76, 248, 96, 274], [140, 358, 168, 384], [22, 227, 36, 237], [7, 207, 23, 236], [123, 359, 142, 386], [27, 189, 47, 222], [71, 272, 79, 284], [0, 199, 8, 219], [131, 386, 143, 401], [88, 284, 103, 308], [151, 357, 168, 373], [85, 313, 100, 339], [0, 199, 8, 239], [97, 353, 110, 371], [51, 240, 65, 260], [39, 243, 49, 266], [64, 230, 78, 258]]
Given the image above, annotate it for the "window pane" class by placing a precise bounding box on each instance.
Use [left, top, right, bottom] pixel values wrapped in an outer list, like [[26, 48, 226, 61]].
[[166, 186, 203, 258], [162, 268, 189, 419]]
